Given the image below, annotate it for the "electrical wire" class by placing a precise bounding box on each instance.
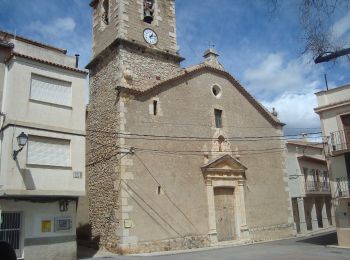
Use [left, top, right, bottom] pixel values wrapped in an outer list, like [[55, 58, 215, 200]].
[[86, 128, 324, 142], [133, 120, 321, 130]]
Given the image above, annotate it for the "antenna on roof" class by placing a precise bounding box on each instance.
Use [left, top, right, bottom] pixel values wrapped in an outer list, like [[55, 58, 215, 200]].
[[324, 74, 329, 91], [14, 29, 16, 41]]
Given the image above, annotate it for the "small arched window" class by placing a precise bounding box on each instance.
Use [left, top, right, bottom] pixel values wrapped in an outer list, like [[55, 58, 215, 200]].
[[144, 0, 155, 24], [102, 0, 109, 25], [153, 100, 158, 116]]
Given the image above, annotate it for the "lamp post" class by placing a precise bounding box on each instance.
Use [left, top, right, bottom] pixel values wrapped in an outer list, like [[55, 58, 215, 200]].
[[314, 48, 350, 64], [13, 132, 28, 160]]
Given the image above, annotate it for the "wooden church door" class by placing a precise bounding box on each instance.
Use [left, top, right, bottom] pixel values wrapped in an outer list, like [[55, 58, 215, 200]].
[[214, 187, 236, 241]]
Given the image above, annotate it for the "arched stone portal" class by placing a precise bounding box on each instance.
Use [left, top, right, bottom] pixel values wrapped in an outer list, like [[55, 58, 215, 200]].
[[201, 154, 250, 245]]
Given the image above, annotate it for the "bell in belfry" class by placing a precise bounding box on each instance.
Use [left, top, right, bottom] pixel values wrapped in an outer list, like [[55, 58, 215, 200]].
[[144, 0, 154, 24]]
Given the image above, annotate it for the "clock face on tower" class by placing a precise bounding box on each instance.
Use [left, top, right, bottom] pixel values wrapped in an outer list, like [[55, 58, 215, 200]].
[[143, 28, 158, 45]]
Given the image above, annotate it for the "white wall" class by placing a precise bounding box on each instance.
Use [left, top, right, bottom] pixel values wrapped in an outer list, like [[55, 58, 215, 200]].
[[10, 39, 76, 68], [1, 199, 76, 238], [316, 85, 350, 107], [4, 58, 86, 132], [0, 199, 77, 260], [0, 126, 85, 195], [0, 49, 86, 196]]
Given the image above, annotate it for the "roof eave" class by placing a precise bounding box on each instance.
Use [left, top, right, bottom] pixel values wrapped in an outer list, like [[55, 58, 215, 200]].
[[120, 65, 285, 128], [0, 29, 67, 54], [6, 52, 88, 75]]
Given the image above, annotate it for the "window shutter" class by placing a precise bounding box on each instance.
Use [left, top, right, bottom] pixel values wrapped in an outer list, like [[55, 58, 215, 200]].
[[27, 136, 71, 167], [31, 75, 72, 107]]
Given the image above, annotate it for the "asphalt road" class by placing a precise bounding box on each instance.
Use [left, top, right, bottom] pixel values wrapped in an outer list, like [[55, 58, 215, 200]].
[[79, 231, 350, 260]]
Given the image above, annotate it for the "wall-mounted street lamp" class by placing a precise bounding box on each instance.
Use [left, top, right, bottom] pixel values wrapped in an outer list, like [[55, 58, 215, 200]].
[[13, 132, 28, 160]]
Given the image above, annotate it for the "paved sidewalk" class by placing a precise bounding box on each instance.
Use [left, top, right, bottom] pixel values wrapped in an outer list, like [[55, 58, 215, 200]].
[[79, 231, 350, 260]]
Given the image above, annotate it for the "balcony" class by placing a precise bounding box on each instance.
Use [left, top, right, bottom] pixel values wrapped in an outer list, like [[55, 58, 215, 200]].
[[330, 128, 350, 154], [305, 180, 331, 194], [335, 177, 350, 198]]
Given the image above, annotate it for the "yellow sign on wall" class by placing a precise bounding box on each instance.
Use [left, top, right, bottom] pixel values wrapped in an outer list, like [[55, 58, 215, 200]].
[[41, 220, 52, 232]]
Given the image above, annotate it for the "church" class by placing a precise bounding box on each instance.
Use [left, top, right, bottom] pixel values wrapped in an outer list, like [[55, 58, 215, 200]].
[[84, 0, 295, 254]]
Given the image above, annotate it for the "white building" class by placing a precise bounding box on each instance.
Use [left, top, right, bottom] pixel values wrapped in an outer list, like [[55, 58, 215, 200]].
[[0, 30, 87, 259], [315, 84, 350, 247], [286, 141, 334, 235]]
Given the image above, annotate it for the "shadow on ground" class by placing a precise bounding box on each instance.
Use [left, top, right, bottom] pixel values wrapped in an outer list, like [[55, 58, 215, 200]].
[[78, 245, 99, 259], [77, 224, 100, 259], [297, 231, 338, 246]]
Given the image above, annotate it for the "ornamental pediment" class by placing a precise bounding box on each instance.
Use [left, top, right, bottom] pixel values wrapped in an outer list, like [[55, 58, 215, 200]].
[[201, 154, 247, 173]]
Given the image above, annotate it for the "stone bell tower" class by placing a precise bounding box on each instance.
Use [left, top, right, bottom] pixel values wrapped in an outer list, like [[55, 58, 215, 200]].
[[90, 0, 179, 56], [85, 0, 184, 251], [88, 0, 184, 89]]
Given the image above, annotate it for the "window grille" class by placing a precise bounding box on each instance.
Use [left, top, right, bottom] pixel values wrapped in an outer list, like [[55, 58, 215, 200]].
[[0, 212, 22, 258]]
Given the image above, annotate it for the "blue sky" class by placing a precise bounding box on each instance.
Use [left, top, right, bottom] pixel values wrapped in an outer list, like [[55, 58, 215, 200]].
[[1, 0, 350, 136]]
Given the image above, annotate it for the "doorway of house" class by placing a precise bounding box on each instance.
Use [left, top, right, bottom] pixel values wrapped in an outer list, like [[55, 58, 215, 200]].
[[214, 187, 236, 242]]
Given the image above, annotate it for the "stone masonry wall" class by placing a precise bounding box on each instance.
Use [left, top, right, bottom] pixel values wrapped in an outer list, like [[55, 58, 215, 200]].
[[86, 44, 180, 250], [119, 44, 180, 89], [121, 71, 295, 252], [86, 46, 122, 248], [92, 0, 177, 58]]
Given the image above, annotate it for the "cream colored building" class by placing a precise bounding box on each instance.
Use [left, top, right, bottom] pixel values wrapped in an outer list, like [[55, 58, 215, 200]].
[[315, 84, 350, 247], [83, 0, 295, 254], [0, 31, 87, 259], [286, 141, 334, 234]]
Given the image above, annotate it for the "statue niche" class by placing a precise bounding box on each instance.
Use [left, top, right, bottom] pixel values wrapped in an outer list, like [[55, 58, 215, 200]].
[[144, 0, 155, 24]]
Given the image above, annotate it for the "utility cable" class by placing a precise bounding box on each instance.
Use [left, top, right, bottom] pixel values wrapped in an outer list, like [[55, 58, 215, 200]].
[[86, 128, 323, 141]]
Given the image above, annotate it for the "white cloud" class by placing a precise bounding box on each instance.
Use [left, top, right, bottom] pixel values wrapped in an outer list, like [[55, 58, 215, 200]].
[[242, 53, 326, 133], [262, 91, 321, 135], [243, 53, 323, 99], [28, 17, 76, 37], [332, 11, 350, 39]]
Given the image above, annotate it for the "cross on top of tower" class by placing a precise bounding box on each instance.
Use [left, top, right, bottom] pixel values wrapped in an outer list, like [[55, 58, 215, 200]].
[[208, 41, 215, 50]]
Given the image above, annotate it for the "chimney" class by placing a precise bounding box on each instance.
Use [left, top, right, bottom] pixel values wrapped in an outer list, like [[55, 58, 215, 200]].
[[75, 54, 80, 68], [203, 48, 224, 69]]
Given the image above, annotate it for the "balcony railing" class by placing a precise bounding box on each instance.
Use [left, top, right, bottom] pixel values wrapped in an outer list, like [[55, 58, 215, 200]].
[[330, 128, 350, 153], [305, 180, 331, 193], [335, 177, 350, 198]]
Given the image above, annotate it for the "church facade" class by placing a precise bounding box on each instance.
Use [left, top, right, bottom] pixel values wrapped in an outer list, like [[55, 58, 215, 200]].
[[85, 0, 295, 254]]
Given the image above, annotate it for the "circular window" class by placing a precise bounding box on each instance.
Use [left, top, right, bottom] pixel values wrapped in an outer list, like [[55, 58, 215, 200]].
[[212, 85, 222, 98]]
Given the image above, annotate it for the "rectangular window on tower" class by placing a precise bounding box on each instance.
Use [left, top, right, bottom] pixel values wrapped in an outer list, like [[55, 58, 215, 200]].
[[153, 100, 158, 116], [214, 109, 222, 128]]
